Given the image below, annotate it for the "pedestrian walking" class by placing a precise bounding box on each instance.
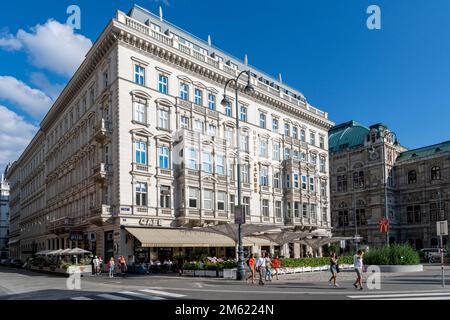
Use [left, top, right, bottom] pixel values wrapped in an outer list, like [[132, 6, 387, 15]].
[[98, 256, 103, 275], [90, 255, 96, 276], [265, 253, 273, 282], [328, 252, 339, 287], [353, 250, 364, 290], [246, 254, 255, 284], [108, 257, 115, 278], [272, 256, 280, 280], [120, 256, 127, 277], [256, 253, 266, 285]]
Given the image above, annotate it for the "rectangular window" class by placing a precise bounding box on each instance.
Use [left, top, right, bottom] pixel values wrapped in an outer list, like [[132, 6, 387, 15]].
[[294, 202, 300, 218], [259, 113, 266, 129], [294, 174, 299, 188], [321, 181, 327, 197], [273, 171, 280, 189], [241, 164, 249, 183], [180, 115, 189, 129], [216, 155, 225, 175], [310, 204, 317, 220], [275, 201, 282, 218], [203, 190, 213, 210], [217, 192, 226, 211], [272, 118, 279, 132], [260, 167, 269, 186], [309, 177, 315, 192], [158, 74, 168, 94], [226, 128, 234, 145], [241, 135, 249, 153], [135, 141, 147, 165], [259, 139, 268, 158], [103, 71, 109, 88], [320, 157, 326, 173], [322, 207, 328, 222], [310, 132, 316, 146], [194, 88, 203, 105], [159, 109, 169, 129], [301, 175, 307, 190], [195, 119, 203, 132], [230, 195, 235, 214], [292, 127, 298, 139], [208, 124, 216, 136], [272, 142, 280, 161], [202, 151, 212, 173], [158, 146, 169, 169], [284, 148, 291, 160], [302, 203, 308, 218], [208, 94, 216, 110], [188, 188, 198, 208], [243, 197, 250, 217], [188, 148, 198, 169], [262, 199, 269, 217], [134, 64, 145, 85], [180, 83, 189, 100], [286, 174, 291, 188], [135, 182, 147, 206], [284, 123, 290, 137], [240, 106, 247, 122], [160, 186, 171, 208], [300, 129, 306, 142], [225, 101, 232, 117], [310, 153, 317, 165], [319, 136, 325, 149], [134, 101, 146, 123]]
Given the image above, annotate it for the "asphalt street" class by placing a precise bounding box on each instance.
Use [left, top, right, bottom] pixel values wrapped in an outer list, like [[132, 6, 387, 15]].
[[0, 265, 449, 300]]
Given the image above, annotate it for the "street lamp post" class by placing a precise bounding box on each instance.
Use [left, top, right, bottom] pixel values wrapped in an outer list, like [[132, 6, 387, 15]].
[[221, 70, 254, 281]]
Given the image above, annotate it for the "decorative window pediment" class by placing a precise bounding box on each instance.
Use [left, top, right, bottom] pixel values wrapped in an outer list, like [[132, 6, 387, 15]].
[[130, 89, 151, 101], [130, 128, 153, 137], [155, 98, 174, 109], [177, 75, 193, 83]]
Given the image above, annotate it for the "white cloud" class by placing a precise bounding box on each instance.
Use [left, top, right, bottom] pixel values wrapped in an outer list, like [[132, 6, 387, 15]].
[[0, 75, 53, 118], [0, 34, 22, 51], [29, 72, 64, 100], [0, 105, 38, 175], [1, 19, 92, 77]]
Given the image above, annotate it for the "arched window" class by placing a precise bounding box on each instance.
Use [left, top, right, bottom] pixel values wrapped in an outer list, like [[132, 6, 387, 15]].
[[337, 202, 349, 227], [408, 170, 417, 184], [431, 166, 441, 180]]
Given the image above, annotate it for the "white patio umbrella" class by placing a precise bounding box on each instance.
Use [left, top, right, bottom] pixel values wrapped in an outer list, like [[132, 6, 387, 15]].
[[35, 250, 52, 256], [67, 248, 91, 255]]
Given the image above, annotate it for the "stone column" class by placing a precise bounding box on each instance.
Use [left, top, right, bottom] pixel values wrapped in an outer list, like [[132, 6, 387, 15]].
[[293, 243, 301, 258]]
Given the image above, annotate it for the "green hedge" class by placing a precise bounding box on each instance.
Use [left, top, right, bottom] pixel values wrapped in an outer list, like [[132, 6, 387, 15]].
[[363, 244, 420, 265], [182, 260, 237, 271], [280, 256, 353, 268]]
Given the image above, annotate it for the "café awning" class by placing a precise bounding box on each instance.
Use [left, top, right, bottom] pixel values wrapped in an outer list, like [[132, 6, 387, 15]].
[[126, 227, 271, 248]]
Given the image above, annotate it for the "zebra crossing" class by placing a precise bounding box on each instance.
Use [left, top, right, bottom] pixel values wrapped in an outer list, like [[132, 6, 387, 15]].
[[69, 288, 186, 301], [348, 291, 450, 300]]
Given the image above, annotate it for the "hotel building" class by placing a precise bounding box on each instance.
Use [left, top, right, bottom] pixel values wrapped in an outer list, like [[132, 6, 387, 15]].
[[7, 5, 334, 262]]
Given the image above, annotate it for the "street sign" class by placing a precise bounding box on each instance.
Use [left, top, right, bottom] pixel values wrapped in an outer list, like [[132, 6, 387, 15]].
[[437, 221, 448, 236], [234, 205, 245, 225], [379, 218, 389, 233]]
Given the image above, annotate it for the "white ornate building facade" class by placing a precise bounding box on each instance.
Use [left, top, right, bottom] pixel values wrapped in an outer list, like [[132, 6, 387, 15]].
[[0, 167, 10, 259], [8, 5, 334, 262]]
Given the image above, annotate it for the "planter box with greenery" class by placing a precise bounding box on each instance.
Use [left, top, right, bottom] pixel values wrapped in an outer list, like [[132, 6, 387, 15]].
[[363, 244, 422, 272]]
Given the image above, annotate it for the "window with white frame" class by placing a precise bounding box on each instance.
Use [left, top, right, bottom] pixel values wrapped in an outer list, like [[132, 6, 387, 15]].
[[226, 128, 234, 145], [319, 136, 325, 149], [309, 177, 315, 192], [301, 175, 307, 190], [310, 153, 317, 165], [228, 160, 234, 180], [208, 123, 216, 136], [195, 119, 203, 132], [243, 197, 250, 216], [293, 150, 299, 159], [188, 148, 199, 169], [158, 74, 168, 94], [134, 100, 146, 123], [202, 151, 213, 173], [284, 123, 290, 137], [275, 201, 282, 218], [310, 132, 316, 145], [273, 171, 280, 189], [284, 148, 291, 160], [241, 133, 249, 153], [241, 163, 250, 183], [180, 115, 189, 129], [259, 113, 266, 129], [294, 201, 300, 218], [208, 94, 216, 110], [310, 204, 317, 220], [135, 182, 147, 206], [287, 202, 292, 217], [158, 146, 169, 169], [322, 207, 328, 222], [321, 180, 327, 197], [135, 141, 147, 165], [203, 190, 213, 210], [262, 199, 269, 217], [286, 174, 291, 188], [160, 186, 171, 208], [217, 192, 226, 211], [230, 194, 235, 213], [260, 167, 269, 186], [294, 174, 299, 188], [272, 118, 279, 132], [259, 138, 268, 158], [216, 155, 225, 175], [300, 151, 307, 162], [225, 101, 232, 117], [302, 203, 308, 218], [134, 64, 145, 85], [179, 83, 189, 100], [194, 88, 203, 105], [320, 157, 326, 173], [188, 188, 199, 208], [240, 106, 247, 122], [159, 109, 169, 129], [292, 127, 298, 139], [272, 142, 280, 161], [300, 129, 306, 142]]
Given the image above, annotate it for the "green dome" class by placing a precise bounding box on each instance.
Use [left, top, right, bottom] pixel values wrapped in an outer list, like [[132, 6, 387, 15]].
[[329, 121, 369, 153]]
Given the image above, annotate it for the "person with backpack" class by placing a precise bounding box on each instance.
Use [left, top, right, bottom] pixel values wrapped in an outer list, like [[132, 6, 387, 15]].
[[246, 254, 255, 284]]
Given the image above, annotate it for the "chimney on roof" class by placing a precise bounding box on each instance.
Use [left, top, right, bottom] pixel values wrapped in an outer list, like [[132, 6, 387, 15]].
[[207, 34, 212, 47], [159, 6, 163, 22]]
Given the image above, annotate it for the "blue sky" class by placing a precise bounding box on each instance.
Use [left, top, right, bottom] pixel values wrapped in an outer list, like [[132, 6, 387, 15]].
[[1, 0, 450, 173]]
